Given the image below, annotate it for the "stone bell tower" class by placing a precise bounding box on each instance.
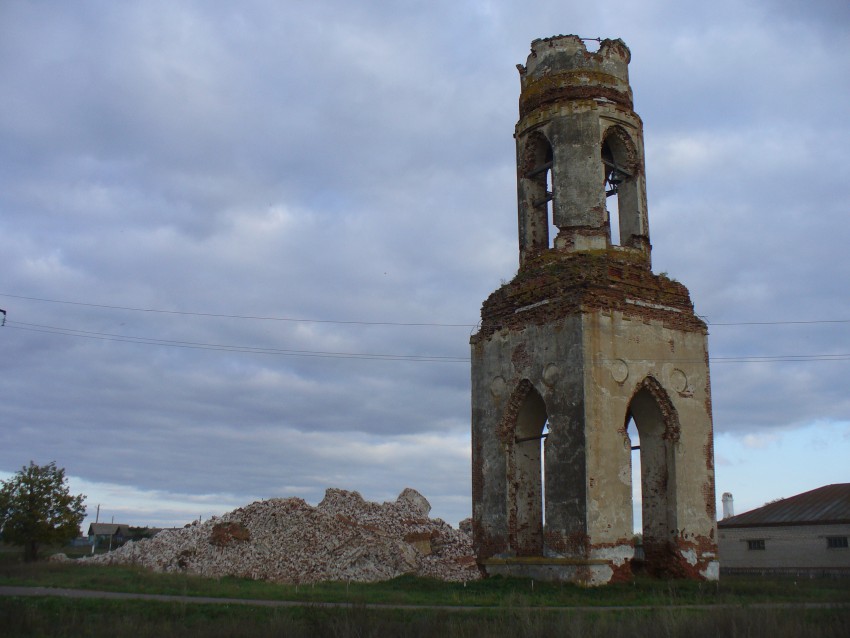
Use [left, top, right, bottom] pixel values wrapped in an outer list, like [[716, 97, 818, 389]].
[[470, 35, 718, 585]]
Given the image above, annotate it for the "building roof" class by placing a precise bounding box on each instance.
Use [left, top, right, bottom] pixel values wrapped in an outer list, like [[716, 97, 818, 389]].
[[718, 483, 850, 528], [87, 523, 130, 536]]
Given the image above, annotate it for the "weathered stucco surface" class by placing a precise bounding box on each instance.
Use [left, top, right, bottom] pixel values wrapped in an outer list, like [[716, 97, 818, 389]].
[[719, 523, 850, 576], [470, 35, 718, 585]]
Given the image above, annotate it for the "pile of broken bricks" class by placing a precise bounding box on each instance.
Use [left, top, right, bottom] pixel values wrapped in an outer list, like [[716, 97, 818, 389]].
[[84, 487, 479, 584]]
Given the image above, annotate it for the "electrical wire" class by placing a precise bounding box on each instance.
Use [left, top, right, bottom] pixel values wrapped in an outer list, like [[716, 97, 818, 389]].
[[6, 320, 850, 365], [0, 293, 473, 328], [5, 321, 469, 362], [3, 292, 850, 328], [708, 319, 850, 326], [4, 293, 850, 364]]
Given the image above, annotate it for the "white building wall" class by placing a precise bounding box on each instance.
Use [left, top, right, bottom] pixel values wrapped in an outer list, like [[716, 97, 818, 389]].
[[718, 523, 850, 571]]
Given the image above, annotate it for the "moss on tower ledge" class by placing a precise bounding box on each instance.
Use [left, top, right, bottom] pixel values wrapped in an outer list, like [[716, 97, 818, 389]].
[[472, 250, 705, 343]]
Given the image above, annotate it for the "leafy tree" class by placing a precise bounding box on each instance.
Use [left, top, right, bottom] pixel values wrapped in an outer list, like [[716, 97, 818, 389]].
[[0, 461, 86, 561]]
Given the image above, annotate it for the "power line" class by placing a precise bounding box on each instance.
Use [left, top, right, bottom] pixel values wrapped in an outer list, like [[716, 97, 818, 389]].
[[0, 293, 473, 328], [6, 320, 850, 365], [708, 319, 850, 326], [3, 292, 850, 329], [6, 321, 469, 362], [709, 354, 850, 363]]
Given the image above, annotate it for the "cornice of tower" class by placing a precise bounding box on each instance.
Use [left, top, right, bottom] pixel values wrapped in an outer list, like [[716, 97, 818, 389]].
[[472, 251, 706, 343]]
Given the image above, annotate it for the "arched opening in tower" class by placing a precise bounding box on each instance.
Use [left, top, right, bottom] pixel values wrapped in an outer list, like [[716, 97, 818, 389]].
[[520, 132, 555, 255], [546, 164, 556, 248], [512, 384, 548, 556], [626, 380, 679, 571], [626, 416, 642, 536], [602, 139, 622, 245], [601, 129, 638, 248]]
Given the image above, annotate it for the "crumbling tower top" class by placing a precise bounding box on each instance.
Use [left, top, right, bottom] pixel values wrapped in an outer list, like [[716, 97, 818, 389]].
[[514, 35, 650, 267], [519, 36, 632, 114]]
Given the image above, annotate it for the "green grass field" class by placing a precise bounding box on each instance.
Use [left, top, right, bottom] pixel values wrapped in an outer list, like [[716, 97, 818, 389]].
[[4, 597, 847, 638], [1, 545, 848, 637]]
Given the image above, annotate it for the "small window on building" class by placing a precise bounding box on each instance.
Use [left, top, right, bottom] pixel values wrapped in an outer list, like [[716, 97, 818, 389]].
[[827, 536, 848, 549], [747, 539, 766, 551]]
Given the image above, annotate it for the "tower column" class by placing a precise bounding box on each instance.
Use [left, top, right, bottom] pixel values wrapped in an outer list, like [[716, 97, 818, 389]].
[[550, 113, 608, 250]]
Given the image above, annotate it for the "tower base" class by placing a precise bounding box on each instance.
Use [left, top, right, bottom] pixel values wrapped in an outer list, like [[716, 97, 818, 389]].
[[480, 556, 631, 587]]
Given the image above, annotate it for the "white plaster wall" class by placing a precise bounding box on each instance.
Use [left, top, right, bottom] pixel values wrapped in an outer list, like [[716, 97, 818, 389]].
[[719, 524, 850, 569]]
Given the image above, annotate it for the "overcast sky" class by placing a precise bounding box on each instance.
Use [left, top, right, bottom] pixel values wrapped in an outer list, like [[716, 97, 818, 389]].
[[1, 0, 849, 532]]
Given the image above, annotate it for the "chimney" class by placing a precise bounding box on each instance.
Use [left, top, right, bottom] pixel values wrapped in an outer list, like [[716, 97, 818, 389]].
[[721, 492, 734, 519]]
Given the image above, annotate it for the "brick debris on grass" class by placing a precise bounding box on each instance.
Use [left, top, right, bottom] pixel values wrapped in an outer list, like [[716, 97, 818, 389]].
[[83, 488, 479, 583]]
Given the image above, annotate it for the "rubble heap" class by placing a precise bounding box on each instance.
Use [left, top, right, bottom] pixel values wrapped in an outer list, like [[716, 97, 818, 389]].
[[85, 488, 479, 583]]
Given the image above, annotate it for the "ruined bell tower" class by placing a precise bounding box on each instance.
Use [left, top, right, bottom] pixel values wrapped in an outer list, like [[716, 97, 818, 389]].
[[470, 36, 718, 585]]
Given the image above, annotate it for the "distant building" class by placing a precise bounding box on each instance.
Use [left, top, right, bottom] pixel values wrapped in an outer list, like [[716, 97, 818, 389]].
[[87, 523, 171, 549], [69, 536, 91, 548], [718, 484, 850, 577], [87, 523, 131, 548]]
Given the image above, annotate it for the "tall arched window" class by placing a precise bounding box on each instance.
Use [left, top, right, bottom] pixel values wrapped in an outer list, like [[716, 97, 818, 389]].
[[519, 132, 555, 257], [626, 378, 680, 570], [626, 416, 642, 536], [601, 128, 639, 247], [506, 381, 548, 556]]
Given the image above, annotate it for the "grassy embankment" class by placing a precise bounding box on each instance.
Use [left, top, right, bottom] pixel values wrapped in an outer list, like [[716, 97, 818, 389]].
[[1, 545, 848, 637]]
